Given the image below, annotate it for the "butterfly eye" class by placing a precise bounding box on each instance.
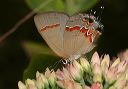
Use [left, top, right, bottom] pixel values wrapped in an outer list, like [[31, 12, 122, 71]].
[[89, 18, 94, 23]]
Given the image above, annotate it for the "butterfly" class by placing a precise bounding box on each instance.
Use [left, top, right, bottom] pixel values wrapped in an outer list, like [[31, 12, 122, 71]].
[[34, 12, 103, 63]]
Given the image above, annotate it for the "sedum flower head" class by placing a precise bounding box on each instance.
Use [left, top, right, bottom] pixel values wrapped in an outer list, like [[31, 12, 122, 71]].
[[18, 50, 128, 89], [80, 57, 91, 73], [45, 68, 57, 88], [67, 60, 84, 82]]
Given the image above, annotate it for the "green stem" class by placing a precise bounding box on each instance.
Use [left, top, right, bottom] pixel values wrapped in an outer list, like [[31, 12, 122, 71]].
[[34, 0, 54, 11], [103, 83, 110, 89], [80, 78, 85, 88], [0, 0, 54, 43]]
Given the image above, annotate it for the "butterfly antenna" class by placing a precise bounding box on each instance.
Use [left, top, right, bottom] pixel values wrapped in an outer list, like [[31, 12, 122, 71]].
[[89, 9, 93, 16], [89, 9, 97, 17], [49, 59, 62, 70], [97, 6, 104, 21]]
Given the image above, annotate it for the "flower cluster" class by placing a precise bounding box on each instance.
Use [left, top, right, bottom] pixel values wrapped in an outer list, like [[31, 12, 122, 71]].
[[18, 50, 128, 89]]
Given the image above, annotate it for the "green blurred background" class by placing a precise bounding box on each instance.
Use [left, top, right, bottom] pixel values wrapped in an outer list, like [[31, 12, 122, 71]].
[[0, 0, 128, 89]]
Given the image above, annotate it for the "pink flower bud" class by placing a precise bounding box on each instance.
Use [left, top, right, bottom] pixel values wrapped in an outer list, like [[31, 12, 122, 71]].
[[57, 80, 82, 89], [91, 52, 100, 66], [92, 64, 102, 83], [117, 60, 128, 74], [84, 85, 91, 89], [36, 71, 49, 88], [111, 58, 120, 68], [80, 57, 91, 73], [45, 68, 56, 87], [26, 79, 37, 89], [67, 60, 83, 81], [91, 82, 102, 89], [56, 69, 65, 80], [101, 54, 110, 75], [114, 75, 126, 89], [36, 72, 44, 89], [105, 67, 117, 84], [18, 81, 27, 89]]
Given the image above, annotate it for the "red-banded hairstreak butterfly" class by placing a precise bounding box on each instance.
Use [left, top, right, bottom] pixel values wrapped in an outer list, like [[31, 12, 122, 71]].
[[34, 12, 103, 63]]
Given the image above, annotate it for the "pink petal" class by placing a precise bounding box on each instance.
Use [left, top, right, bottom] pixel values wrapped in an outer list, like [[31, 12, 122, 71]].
[[91, 52, 100, 66]]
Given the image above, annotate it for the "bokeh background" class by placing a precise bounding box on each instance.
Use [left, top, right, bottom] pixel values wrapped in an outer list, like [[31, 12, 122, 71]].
[[0, 0, 128, 89]]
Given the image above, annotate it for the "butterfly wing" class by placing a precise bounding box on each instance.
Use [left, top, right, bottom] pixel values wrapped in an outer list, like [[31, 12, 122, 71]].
[[34, 12, 69, 58], [63, 14, 100, 58]]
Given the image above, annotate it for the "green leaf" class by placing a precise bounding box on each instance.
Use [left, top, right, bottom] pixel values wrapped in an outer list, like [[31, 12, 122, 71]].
[[22, 41, 56, 57], [23, 54, 60, 81], [54, 0, 65, 11], [26, 0, 101, 15]]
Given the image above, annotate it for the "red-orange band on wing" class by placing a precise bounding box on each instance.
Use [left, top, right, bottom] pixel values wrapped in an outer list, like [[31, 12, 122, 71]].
[[66, 26, 80, 31], [41, 24, 60, 31], [65, 26, 93, 43]]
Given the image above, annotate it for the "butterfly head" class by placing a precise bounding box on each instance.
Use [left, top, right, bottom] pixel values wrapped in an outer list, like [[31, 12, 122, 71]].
[[81, 14, 103, 34]]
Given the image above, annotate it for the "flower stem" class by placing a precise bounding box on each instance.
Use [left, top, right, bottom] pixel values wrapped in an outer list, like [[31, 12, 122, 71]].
[[0, 0, 53, 43], [80, 78, 85, 88]]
